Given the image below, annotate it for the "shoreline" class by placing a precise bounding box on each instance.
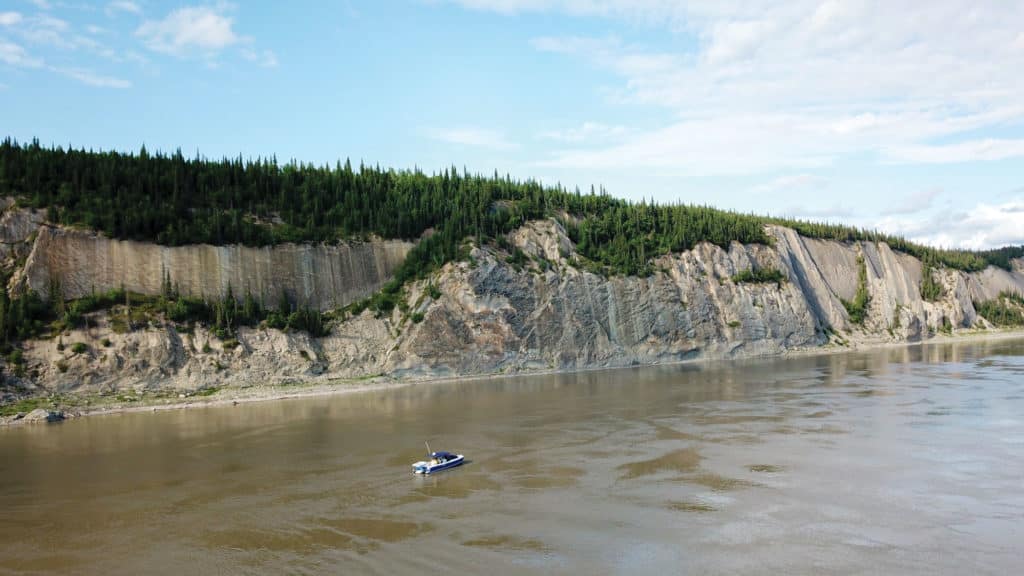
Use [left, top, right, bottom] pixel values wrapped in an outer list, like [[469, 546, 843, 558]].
[[4, 328, 1024, 427]]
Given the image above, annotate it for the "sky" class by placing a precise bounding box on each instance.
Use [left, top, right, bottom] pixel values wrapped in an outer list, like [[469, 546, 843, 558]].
[[1, 0, 1023, 250]]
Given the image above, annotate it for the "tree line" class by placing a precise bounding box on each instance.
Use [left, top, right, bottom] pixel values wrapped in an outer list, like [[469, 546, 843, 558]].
[[1, 138, 1021, 282]]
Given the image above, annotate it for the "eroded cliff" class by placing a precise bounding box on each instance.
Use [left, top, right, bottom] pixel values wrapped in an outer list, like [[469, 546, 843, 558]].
[[2, 207, 1023, 398]]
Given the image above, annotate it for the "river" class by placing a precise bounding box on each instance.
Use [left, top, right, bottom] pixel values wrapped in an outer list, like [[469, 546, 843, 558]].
[[2, 338, 1023, 575]]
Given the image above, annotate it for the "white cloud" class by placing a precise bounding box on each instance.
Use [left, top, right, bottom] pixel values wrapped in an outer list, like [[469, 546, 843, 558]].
[[778, 204, 855, 220], [28, 0, 51, 10], [878, 198, 1024, 250], [136, 6, 239, 56], [491, 2, 1024, 178], [106, 1, 141, 16], [18, 14, 73, 49], [0, 12, 22, 26], [887, 188, 942, 215], [52, 66, 131, 88], [703, 19, 775, 65], [0, 40, 43, 67], [751, 173, 827, 194], [885, 139, 1024, 164], [539, 122, 626, 143], [432, 127, 518, 150]]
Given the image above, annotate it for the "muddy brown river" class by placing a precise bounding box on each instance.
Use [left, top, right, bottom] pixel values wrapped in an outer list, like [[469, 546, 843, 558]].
[[2, 338, 1023, 575]]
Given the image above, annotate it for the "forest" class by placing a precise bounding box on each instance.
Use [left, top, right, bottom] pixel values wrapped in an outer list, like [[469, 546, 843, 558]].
[[0, 138, 1023, 351], [3, 139, 1020, 280]]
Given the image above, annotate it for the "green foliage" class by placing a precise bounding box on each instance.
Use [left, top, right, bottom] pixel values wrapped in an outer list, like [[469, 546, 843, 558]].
[[974, 291, 1024, 327], [731, 267, 786, 285], [940, 316, 953, 334], [0, 271, 52, 344], [565, 201, 771, 276], [764, 217, 1023, 272], [919, 260, 944, 302], [0, 396, 47, 417], [410, 311, 425, 324], [841, 256, 871, 325], [2, 138, 1019, 289], [70, 342, 87, 354], [426, 283, 442, 300], [506, 247, 529, 269]]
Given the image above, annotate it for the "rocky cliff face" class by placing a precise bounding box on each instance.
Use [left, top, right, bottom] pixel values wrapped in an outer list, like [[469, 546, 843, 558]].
[[2, 204, 1023, 396], [3, 205, 413, 310]]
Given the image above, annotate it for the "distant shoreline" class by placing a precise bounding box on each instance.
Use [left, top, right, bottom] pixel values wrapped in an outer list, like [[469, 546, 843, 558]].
[[3, 329, 1024, 428]]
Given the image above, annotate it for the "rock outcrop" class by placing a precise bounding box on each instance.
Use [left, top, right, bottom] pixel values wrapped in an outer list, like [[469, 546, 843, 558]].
[[2, 203, 1023, 396], [6, 213, 413, 310]]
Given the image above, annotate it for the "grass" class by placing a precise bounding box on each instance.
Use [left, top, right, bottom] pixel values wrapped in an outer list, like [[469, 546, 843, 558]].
[[0, 397, 48, 417]]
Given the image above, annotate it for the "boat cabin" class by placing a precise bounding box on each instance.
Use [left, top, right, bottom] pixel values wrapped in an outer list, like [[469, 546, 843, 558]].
[[431, 451, 456, 464]]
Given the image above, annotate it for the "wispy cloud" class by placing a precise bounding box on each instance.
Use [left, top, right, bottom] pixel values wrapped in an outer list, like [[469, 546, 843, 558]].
[[52, 65, 131, 88], [884, 139, 1024, 164], [432, 127, 518, 150], [0, 11, 22, 26], [499, 2, 1024, 179], [887, 188, 942, 215], [539, 121, 626, 143], [28, 0, 51, 10], [0, 40, 43, 67], [751, 173, 827, 194], [106, 1, 141, 16], [878, 199, 1024, 250], [777, 204, 855, 220], [136, 5, 240, 57]]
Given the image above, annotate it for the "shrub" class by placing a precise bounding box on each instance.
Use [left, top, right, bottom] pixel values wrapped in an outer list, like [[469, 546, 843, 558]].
[[841, 257, 870, 325], [70, 342, 88, 354], [731, 267, 786, 285]]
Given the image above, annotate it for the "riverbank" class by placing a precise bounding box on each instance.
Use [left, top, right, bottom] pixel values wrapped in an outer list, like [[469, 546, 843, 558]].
[[4, 328, 1023, 428]]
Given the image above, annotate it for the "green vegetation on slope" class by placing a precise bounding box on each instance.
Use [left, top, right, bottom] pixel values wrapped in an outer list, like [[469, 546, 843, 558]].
[[974, 291, 1024, 327], [731, 267, 786, 286], [0, 278, 328, 368], [920, 259, 944, 302], [841, 256, 871, 325], [3, 139, 1021, 281]]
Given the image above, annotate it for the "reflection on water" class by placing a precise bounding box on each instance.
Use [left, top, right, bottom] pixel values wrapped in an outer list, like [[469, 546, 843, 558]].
[[2, 337, 1024, 575]]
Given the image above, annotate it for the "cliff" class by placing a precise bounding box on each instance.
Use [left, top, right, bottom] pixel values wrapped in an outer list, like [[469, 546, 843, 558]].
[[5, 212, 413, 311], [1, 205, 1023, 399]]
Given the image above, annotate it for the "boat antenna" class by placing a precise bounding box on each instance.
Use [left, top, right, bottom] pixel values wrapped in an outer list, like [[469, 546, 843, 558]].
[[425, 441, 432, 457]]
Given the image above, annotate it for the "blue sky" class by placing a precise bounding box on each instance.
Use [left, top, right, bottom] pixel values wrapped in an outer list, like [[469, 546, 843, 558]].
[[1, 0, 1023, 249]]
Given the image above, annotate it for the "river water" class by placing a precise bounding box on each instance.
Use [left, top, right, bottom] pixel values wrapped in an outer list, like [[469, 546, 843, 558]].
[[2, 338, 1023, 575]]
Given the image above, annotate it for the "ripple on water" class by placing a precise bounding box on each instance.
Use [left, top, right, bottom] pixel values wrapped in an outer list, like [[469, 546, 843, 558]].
[[408, 472, 503, 500], [666, 499, 716, 513], [462, 534, 552, 552], [511, 466, 585, 490], [683, 473, 758, 492], [747, 464, 784, 473], [617, 448, 701, 479]]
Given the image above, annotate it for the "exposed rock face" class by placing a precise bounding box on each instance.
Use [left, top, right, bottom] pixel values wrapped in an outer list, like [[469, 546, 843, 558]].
[[3, 209, 1023, 395], [13, 224, 413, 310]]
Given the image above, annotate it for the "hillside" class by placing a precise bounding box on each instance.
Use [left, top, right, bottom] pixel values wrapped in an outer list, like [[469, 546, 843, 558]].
[[1, 140, 1023, 416]]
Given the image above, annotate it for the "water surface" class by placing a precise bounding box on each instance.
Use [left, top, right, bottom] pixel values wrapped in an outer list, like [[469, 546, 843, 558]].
[[2, 339, 1023, 574]]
